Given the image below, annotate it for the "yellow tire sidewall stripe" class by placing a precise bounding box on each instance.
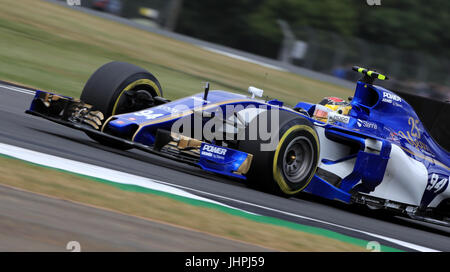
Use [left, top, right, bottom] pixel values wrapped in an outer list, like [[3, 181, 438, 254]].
[[272, 124, 319, 195], [111, 79, 162, 116]]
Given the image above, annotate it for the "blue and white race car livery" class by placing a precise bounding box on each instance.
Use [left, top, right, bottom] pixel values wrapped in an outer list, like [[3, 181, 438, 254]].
[[26, 62, 450, 225]]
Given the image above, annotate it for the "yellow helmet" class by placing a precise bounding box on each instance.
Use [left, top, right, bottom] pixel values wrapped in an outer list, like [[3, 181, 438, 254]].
[[313, 97, 352, 122]]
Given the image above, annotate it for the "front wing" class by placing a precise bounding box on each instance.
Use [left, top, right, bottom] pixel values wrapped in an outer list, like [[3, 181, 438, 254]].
[[25, 90, 253, 180]]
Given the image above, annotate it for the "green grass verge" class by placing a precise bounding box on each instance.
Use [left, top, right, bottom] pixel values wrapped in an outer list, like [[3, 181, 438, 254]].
[[0, 153, 402, 252]]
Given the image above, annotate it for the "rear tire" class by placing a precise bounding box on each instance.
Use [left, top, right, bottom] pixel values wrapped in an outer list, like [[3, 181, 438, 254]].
[[239, 110, 319, 196], [80, 61, 163, 148]]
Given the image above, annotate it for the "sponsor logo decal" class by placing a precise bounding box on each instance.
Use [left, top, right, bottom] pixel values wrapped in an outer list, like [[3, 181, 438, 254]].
[[202, 144, 227, 156], [159, 105, 181, 115], [397, 117, 432, 154], [388, 131, 399, 141], [382, 92, 403, 107], [329, 112, 350, 124], [134, 110, 164, 120], [201, 144, 228, 159], [357, 119, 377, 129], [383, 92, 402, 102]]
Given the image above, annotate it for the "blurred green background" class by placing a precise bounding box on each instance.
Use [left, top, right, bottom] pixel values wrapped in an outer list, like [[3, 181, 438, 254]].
[[3, 0, 449, 101], [0, 0, 351, 104], [81, 0, 449, 100]]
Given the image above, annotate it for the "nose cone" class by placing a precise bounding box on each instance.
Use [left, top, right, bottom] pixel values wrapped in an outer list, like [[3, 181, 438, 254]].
[[104, 116, 141, 137], [109, 116, 138, 127]]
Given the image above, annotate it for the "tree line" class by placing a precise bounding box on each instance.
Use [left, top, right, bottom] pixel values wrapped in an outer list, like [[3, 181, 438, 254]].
[[174, 0, 449, 60]]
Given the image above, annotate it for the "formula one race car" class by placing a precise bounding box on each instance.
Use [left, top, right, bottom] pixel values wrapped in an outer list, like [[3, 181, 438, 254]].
[[26, 62, 450, 225]]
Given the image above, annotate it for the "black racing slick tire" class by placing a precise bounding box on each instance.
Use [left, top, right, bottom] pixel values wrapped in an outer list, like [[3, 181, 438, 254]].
[[80, 61, 163, 148], [81, 61, 163, 117], [239, 110, 320, 196]]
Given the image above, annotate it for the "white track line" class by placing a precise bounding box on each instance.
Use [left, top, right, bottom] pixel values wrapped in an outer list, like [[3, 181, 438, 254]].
[[148, 179, 440, 252], [0, 141, 439, 252], [200, 46, 288, 72], [0, 84, 35, 95], [0, 84, 440, 252], [0, 142, 256, 215]]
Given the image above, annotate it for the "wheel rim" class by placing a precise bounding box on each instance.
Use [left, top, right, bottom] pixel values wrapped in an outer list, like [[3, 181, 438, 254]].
[[111, 79, 161, 115], [282, 136, 314, 183]]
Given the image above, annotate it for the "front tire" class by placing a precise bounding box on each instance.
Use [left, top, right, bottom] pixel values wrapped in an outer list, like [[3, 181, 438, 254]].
[[80, 61, 163, 148], [239, 110, 319, 196]]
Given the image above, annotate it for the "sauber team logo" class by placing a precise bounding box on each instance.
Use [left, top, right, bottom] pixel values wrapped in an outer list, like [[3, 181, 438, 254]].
[[357, 119, 377, 129]]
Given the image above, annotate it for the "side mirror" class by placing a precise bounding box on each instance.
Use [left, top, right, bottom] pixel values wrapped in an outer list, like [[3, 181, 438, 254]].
[[248, 86, 264, 99]]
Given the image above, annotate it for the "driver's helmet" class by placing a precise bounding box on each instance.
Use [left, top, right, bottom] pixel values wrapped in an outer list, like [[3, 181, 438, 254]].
[[313, 97, 352, 122]]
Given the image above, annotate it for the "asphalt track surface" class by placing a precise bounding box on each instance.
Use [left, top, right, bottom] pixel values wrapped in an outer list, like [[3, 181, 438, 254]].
[[0, 85, 449, 251], [0, 184, 268, 251]]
